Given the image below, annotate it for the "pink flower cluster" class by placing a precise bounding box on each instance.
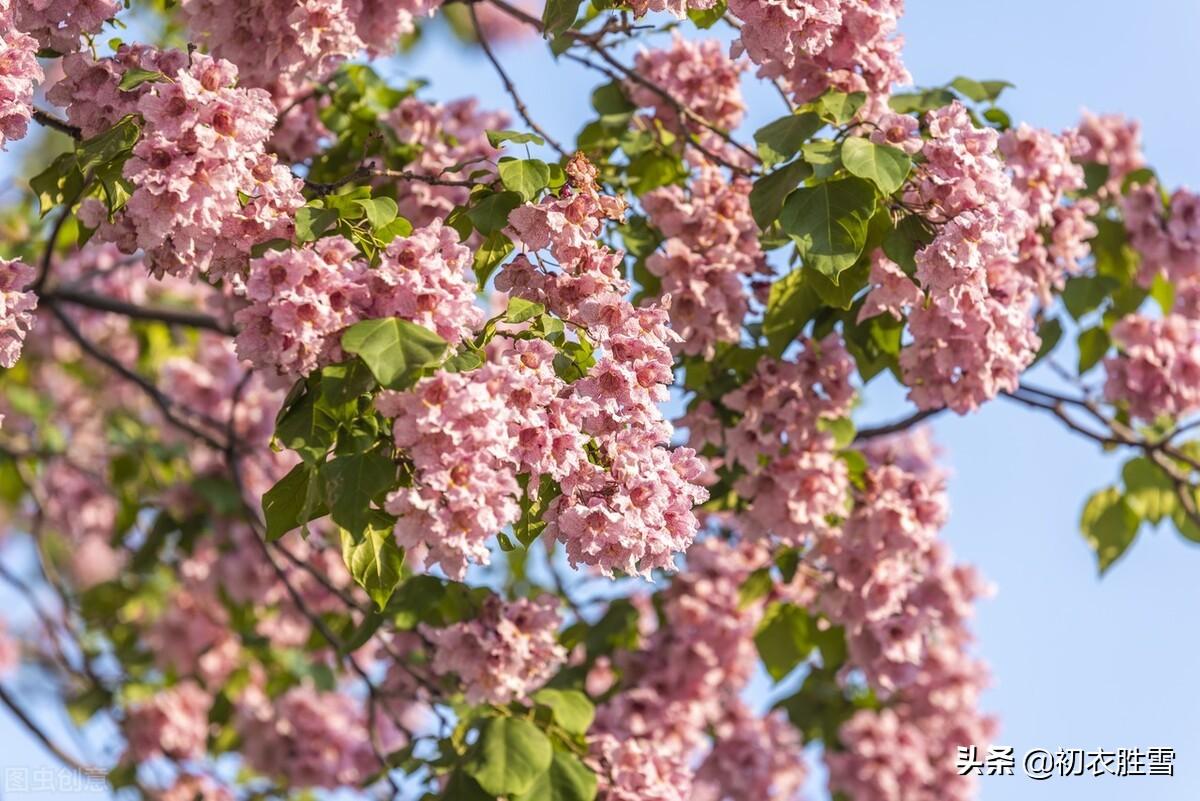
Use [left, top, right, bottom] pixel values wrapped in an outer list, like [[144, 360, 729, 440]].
[[179, 0, 441, 103], [63, 50, 303, 278], [49, 45, 188, 137], [378, 337, 595, 577], [999, 124, 1098, 301], [124, 681, 211, 762], [727, 0, 908, 107], [862, 102, 1040, 413], [1104, 313, 1200, 421], [589, 538, 785, 797], [235, 222, 482, 379], [816, 433, 996, 801], [498, 156, 708, 577], [157, 776, 233, 801], [237, 683, 390, 788], [694, 338, 856, 545], [15, 0, 118, 54], [385, 96, 507, 227], [642, 158, 765, 358], [589, 733, 693, 801], [692, 704, 807, 801], [0, 2, 42, 150], [1076, 110, 1144, 194], [1123, 182, 1200, 289], [629, 35, 747, 135], [0, 259, 37, 369], [160, 333, 294, 500], [422, 594, 566, 704]]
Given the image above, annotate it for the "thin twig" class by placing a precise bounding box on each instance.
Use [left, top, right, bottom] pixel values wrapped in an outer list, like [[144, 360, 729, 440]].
[[470, 4, 567, 158], [32, 109, 82, 140], [855, 407, 943, 441], [0, 684, 106, 779], [43, 287, 235, 336]]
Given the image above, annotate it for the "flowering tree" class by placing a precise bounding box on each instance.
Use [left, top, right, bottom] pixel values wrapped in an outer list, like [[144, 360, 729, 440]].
[[0, 0, 1192, 799]]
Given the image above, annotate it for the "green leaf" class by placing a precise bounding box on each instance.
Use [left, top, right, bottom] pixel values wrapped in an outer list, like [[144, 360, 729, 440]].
[[117, 67, 167, 92], [340, 514, 405, 609], [294, 205, 339, 243], [487, 130, 547, 148], [30, 152, 84, 216], [816, 91, 867, 124], [474, 231, 515, 287], [817, 416, 856, 448], [738, 568, 773, 610], [341, 318, 447, 390], [1080, 487, 1140, 575], [542, 0, 583, 36], [627, 152, 686, 195], [1061, 275, 1117, 320], [950, 76, 1013, 103], [1032, 317, 1063, 366], [841, 137, 912, 195], [754, 112, 823, 168], [468, 191, 524, 235], [76, 116, 141, 174], [532, 689, 595, 736], [513, 751, 598, 801], [500, 158, 553, 203], [888, 88, 957, 114], [882, 214, 934, 274], [779, 177, 877, 279], [754, 602, 815, 681], [274, 384, 337, 462], [355, 197, 399, 230], [749, 160, 813, 230], [320, 450, 396, 537], [263, 462, 328, 540], [443, 770, 500, 800], [686, 0, 726, 28], [463, 717, 553, 797], [505, 297, 546, 324], [1122, 458, 1176, 525], [763, 268, 819, 355], [1150, 273, 1175, 315], [1077, 327, 1111, 374]]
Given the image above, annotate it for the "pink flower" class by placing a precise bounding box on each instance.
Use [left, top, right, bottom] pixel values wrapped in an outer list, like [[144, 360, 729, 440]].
[[728, 0, 908, 107], [237, 683, 391, 788], [0, 259, 37, 368], [589, 733, 694, 801], [423, 594, 566, 704], [15, 0, 119, 53], [0, 5, 42, 149], [1104, 313, 1200, 421], [629, 34, 747, 135], [56, 49, 303, 279], [124, 681, 211, 762]]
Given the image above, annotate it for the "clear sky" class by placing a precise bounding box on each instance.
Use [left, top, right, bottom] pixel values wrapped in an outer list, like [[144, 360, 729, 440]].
[[2, 2, 1199, 799]]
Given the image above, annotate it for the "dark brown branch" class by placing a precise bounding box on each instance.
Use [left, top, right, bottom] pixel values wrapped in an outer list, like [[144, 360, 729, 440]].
[[855, 407, 943, 441], [486, 0, 761, 175], [43, 287, 236, 336], [0, 684, 106, 779], [469, 4, 567, 158], [305, 166, 479, 196], [44, 302, 230, 451], [32, 109, 82, 140]]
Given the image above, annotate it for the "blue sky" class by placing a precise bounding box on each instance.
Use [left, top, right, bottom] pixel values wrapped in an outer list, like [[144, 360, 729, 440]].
[[2, 2, 1198, 799]]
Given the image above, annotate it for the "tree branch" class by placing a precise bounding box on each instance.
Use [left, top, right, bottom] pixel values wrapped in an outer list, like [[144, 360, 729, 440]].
[[0, 684, 106, 780], [42, 287, 236, 336], [855, 407, 943, 441], [469, 4, 568, 158], [31, 109, 82, 141]]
